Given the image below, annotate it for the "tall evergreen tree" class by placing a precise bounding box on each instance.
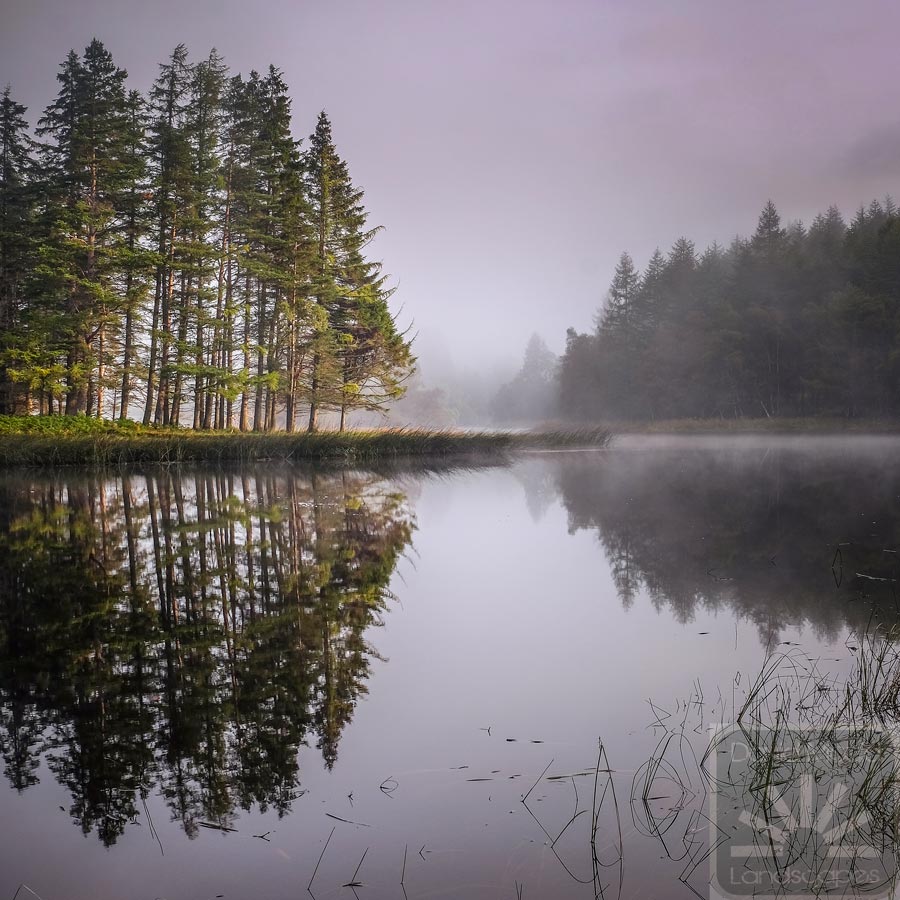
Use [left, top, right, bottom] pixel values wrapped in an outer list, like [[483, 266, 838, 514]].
[[175, 48, 227, 428], [596, 251, 638, 334], [0, 43, 412, 430], [0, 87, 35, 412], [490, 333, 557, 423], [143, 44, 191, 425], [302, 112, 412, 431], [116, 89, 151, 420], [36, 40, 130, 415]]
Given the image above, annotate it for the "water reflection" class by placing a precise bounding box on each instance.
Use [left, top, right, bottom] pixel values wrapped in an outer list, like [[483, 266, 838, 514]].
[[2, 440, 900, 879], [552, 439, 900, 643], [0, 469, 414, 845]]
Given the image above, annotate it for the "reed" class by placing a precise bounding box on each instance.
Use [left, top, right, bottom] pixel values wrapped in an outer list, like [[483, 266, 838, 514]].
[[0, 417, 611, 467], [630, 633, 900, 897]]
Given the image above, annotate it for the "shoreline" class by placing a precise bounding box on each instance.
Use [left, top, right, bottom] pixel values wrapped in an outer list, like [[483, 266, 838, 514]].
[[0, 425, 611, 468]]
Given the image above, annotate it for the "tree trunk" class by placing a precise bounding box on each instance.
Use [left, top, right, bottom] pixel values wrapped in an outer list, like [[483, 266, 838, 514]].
[[120, 285, 135, 419], [142, 271, 162, 425], [96, 325, 105, 417], [240, 273, 251, 431], [307, 352, 319, 432], [253, 282, 266, 431]]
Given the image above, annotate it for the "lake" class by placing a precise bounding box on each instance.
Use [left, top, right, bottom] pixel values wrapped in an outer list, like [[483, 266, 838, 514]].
[[2, 436, 899, 899]]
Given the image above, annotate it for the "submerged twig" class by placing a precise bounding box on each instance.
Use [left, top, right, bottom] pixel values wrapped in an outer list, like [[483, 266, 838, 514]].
[[11, 886, 45, 900], [342, 847, 368, 887], [522, 758, 554, 804], [380, 776, 399, 797], [308, 826, 336, 894], [325, 812, 371, 827]]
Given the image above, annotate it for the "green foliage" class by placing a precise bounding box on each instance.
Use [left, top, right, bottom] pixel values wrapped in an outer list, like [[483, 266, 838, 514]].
[[0, 414, 147, 435], [301, 112, 414, 430], [0, 41, 413, 432], [0, 86, 37, 413], [0, 416, 609, 464]]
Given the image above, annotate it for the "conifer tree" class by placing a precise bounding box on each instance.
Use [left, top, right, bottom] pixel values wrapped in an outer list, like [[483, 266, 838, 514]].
[[302, 112, 412, 431], [240, 67, 304, 431], [596, 251, 638, 335], [174, 48, 226, 427], [35, 41, 131, 415], [633, 247, 665, 340], [0, 43, 412, 429], [143, 44, 191, 425], [116, 89, 151, 420], [0, 87, 35, 412]]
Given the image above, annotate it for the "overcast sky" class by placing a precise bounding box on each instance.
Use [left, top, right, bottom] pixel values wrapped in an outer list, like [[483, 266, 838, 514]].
[[4, 0, 900, 372]]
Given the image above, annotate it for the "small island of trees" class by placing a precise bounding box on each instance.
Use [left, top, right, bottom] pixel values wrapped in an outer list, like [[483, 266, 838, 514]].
[[0, 40, 413, 431]]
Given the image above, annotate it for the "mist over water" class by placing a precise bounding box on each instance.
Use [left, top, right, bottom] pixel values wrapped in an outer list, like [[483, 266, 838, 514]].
[[0, 437, 896, 898]]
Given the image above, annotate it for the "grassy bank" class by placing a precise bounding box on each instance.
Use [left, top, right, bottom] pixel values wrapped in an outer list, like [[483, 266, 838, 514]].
[[0, 417, 611, 467], [610, 416, 900, 434]]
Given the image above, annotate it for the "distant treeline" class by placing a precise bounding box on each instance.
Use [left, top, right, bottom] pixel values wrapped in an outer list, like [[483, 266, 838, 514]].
[[0, 40, 412, 430], [558, 198, 900, 421]]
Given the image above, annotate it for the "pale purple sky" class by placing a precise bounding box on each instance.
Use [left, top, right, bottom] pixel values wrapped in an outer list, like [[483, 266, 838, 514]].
[[3, 0, 900, 372]]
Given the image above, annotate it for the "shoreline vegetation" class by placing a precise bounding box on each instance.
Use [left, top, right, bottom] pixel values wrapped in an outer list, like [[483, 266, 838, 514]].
[[2, 413, 899, 467], [0, 417, 611, 467]]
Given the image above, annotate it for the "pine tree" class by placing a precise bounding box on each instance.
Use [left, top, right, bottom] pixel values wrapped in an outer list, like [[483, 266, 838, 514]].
[[240, 67, 304, 432], [116, 90, 151, 420], [490, 333, 557, 423], [143, 44, 191, 425], [596, 251, 638, 335], [633, 247, 665, 339], [302, 112, 412, 431], [210, 73, 251, 430], [752, 199, 786, 257], [36, 40, 131, 415], [0, 87, 35, 412], [173, 48, 227, 428]]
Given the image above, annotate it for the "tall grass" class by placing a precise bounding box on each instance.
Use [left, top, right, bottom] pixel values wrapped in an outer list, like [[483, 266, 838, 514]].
[[627, 633, 900, 897], [0, 418, 611, 467], [710, 637, 900, 895]]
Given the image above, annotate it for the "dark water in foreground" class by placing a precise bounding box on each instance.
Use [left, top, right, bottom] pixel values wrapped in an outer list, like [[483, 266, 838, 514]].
[[1, 436, 900, 899]]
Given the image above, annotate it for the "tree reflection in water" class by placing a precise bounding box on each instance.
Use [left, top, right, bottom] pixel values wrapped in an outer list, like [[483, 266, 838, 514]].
[[0, 468, 414, 845], [551, 441, 900, 644]]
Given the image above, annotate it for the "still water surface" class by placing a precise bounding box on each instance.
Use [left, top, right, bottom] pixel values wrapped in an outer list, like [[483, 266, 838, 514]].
[[0, 437, 898, 899]]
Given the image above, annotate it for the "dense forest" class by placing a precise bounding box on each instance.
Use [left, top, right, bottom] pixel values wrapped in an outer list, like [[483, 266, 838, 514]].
[[0, 40, 412, 430], [559, 198, 900, 421]]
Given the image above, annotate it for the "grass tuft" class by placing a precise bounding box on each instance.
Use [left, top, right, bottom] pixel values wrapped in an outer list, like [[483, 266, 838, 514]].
[[0, 417, 611, 467]]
